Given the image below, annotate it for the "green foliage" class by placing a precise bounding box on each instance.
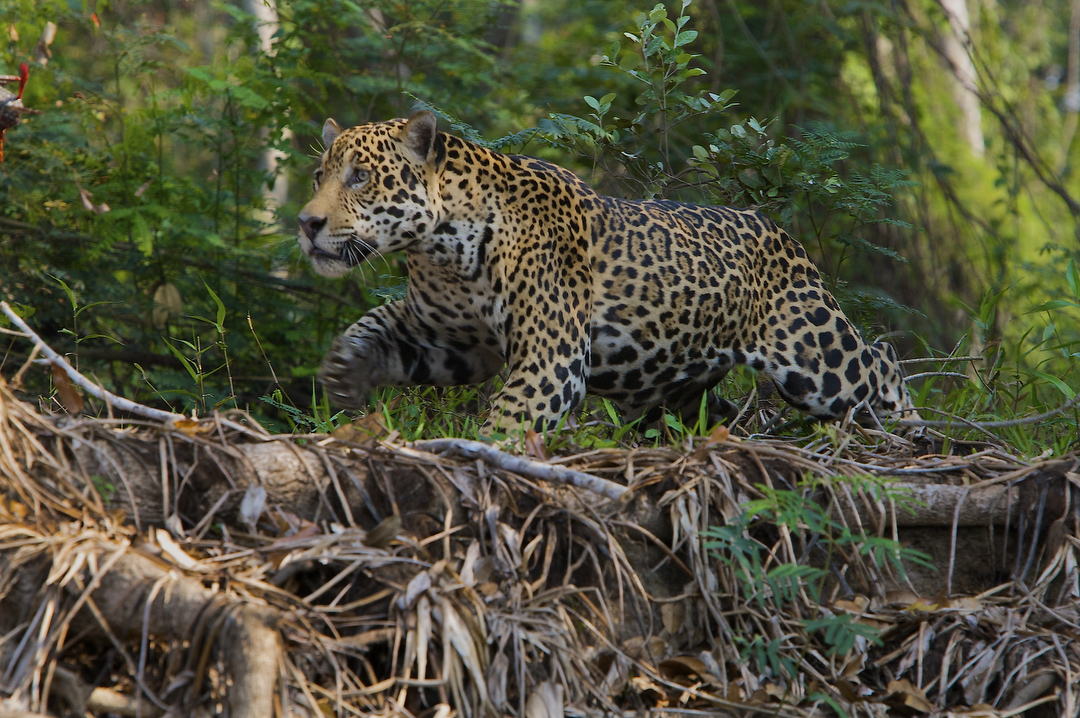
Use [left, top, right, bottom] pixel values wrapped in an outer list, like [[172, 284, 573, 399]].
[[703, 474, 931, 676], [0, 0, 1077, 448], [0, 0, 520, 425], [521, 1, 915, 326]]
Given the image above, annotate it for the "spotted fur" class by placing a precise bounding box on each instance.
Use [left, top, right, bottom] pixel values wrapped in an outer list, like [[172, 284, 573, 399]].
[[298, 111, 918, 432]]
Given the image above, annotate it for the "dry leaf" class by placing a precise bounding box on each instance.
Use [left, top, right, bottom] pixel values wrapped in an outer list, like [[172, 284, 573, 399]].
[[3, 497, 28, 520], [134, 179, 152, 197], [836, 680, 863, 703], [330, 422, 360, 442], [942, 595, 984, 613], [658, 655, 722, 688], [961, 646, 1000, 705], [525, 681, 564, 718], [34, 22, 56, 65], [6, 24, 17, 42], [50, 362, 84, 415], [524, 428, 548, 460], [239, 485, 267, 532], [885, 679, 933, 713], [155, 528, 197, 569], [707, 424, 730, 444], [885, 589, 920, 606], [345, 413, 389, 444], [628, 675, 667, 702], [658, 655, 707, 679], [622, 635, 666, 661], [170, 417, 200, 436], [363, 514, 401, 549], [77, 185, 110, 214], [661, 601, 684, 635], [1004, 673, 1057, 710], [152, 282, 182, 326], [834, 596, 870, 612]]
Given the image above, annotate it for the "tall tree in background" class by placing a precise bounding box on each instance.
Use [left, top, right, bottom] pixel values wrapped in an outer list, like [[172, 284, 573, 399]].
[[244, 0, 289, 221]]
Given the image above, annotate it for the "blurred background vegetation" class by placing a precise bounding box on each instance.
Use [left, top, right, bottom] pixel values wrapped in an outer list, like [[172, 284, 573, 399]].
[[1, 0, 1077, 440]]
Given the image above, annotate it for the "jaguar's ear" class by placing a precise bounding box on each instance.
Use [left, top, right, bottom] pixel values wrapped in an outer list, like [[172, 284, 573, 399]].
[[322, 118, 343, 149], [401, 110, 439, 163]]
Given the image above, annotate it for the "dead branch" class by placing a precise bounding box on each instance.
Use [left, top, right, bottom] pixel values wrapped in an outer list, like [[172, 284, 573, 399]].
[[409, 438, 629, 500], [0, 300, 183, 425]]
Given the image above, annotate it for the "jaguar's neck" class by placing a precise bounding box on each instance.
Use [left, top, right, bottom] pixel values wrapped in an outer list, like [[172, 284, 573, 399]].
[[434, 136, 502, 220]]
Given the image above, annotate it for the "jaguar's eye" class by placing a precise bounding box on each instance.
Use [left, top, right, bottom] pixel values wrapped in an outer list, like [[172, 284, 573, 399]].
[[348, 168, 370, 188], [313, 169, 324, 187]]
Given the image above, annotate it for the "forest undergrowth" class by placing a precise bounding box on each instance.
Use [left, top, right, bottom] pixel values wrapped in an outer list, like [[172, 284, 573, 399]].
[[1, 0, 1078, 457]]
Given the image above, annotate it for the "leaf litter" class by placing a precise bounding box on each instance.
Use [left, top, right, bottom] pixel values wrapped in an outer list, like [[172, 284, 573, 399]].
[[0, 375, 1077, 718]]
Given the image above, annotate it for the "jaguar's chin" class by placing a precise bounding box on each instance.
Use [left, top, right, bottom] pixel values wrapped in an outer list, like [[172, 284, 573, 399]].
[[310, 255, 356, 278], [300, 232, 376, 276]]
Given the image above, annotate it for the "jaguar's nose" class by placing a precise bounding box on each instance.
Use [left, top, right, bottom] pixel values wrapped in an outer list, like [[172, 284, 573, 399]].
[[299, 213, 327, 241]]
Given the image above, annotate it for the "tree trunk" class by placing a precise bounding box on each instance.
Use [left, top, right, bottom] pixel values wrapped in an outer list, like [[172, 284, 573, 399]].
[[939, 0, 984, 157]]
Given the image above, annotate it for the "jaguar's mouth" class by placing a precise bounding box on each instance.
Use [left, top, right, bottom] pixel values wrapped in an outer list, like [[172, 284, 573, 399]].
[[338, 237, 375, 266], [305, 237, 375, 266], [305, 245, 341, 261]]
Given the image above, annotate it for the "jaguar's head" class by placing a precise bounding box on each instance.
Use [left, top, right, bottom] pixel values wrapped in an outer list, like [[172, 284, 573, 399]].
[[298, 111, 443, 278]]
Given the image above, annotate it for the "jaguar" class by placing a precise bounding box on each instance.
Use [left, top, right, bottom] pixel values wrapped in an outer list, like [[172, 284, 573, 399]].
[[297, 111, 918, 432]]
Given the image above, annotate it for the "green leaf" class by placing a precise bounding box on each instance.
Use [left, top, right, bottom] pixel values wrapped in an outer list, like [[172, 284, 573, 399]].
[[204, 283, 227, 329], [74, 301, 117, 319], [644, 36, 667, 57], [1034, 299, 1080, 311], [739, 168, 763, 188], [164, 339, 200, 383], [663, 412, 683, 431], [602, 398, 621, 427], [50, 275, 77, 312], [0, 303, 34, 327], [692, 144, 709, 160], [599, 92, 617, 106], [674, 30, 698, 47], [584, 95, 601, 111], [132, 213, 153, 255], [619, 52, 641, 71], [1030, 370, 1076, 400]]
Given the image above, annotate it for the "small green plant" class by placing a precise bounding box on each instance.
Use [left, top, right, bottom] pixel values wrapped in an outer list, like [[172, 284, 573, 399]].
[[160, 285, 240, 415], [703, 474, 932, 677], [904, 279, 1080, 455], [373, 385, 488, 441], [259, 387, 345, 434], [90, 475, 117, 503]]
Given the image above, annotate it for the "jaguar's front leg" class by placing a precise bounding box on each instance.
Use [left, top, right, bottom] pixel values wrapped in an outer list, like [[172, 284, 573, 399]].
[[319, 302, 503, 411]]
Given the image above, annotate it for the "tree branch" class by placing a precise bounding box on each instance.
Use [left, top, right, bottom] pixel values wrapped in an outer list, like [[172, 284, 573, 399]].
[[1, 300, 184, 424], [407, 438, 629, 501]]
